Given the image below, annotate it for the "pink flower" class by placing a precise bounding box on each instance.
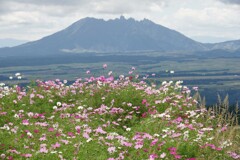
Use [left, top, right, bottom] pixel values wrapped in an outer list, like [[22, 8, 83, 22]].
[[0, 112, 7, 116], [75, 126, 81, 134], [107, 146, 116, 154], [48, 128, 54, 132], [68, 132, 74, 137], [22, 119, 29, 125], [52, 142, 61, 149], [86, 70, 90, 74], [142, 99, 147, 104], [174, 155, 182, 159], [228, 151, 240, 159], [39, 147, 48, 153], [168, 147, 177, 155], [39, 136, 47, 141], [21, 154, 32, 158], [95, 127, 107, 134], [221, 126, 227, 132], [83, 132, 90, 139], [60, 139, 69, 145], [34, 129, 39, 133], [103, 64, 107, 69], [150, 138, 158, 146], [149, 154, 158, 160], [134, 143, 143, 149], [160, 153, 166, 158]]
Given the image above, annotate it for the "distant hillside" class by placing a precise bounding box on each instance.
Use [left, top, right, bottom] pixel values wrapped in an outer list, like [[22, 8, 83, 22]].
[[0, 16, 207, 56], [210, 40, 240, 51]]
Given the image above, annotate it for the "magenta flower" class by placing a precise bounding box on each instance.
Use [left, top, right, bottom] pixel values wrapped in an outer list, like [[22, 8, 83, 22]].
[[48, 127, 54, 132], [142, 99, 147, 104], [150, 138, 158, 146], [174, 155, 182, 159], [149, 154, 158, 160], [68, 132, 74, 137], [22, 119, 29, 125], [34, 129, 39, 133]]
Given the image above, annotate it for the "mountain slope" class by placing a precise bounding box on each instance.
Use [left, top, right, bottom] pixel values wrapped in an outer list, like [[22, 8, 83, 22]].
[[210, 40, 240, 51], [0, 16, 207, 56]]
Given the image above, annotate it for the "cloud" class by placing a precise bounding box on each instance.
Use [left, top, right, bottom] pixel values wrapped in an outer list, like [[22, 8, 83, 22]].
[[0, 0, 167, 16], [219, 0, 240, 5], [0, 0, 239, 42]]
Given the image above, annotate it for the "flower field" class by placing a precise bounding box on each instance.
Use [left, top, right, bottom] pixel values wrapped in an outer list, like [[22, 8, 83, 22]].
[[0, 66, 239, 160]]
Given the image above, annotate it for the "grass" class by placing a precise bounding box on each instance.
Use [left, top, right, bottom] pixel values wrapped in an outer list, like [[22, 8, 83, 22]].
[[0, 66, 240, 159]]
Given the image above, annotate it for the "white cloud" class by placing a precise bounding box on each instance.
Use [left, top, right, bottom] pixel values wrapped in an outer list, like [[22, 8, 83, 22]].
[[0, 0, 239, 42]]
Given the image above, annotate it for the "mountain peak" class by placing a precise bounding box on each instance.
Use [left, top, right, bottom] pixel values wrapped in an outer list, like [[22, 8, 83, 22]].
[[1, 16, 208, 56]]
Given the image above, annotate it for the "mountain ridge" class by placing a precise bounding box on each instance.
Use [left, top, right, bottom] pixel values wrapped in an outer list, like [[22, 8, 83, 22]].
[[0, 16, 239, 56]]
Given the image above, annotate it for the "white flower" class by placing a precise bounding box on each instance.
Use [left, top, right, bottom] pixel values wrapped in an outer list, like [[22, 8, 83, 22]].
[[53, 106, 58, 110], [97, 81, 103, 86], [170, 70, 175, 74], [108, 71, 113, 76], [17, 76, 22, 80], [15, 73, 21, 76], [119, 75, 124, 80], [162, 81, 167, 85], [86, 138, 92, 143], [0, 154, 6, 159], [78, 106, 83, 110], [9, 76, 13, 80], [153, 134, 160, 137], [14, 114, 19, 118], [87, 107, 93, 111], [27, 132, 33, 137], [56, 102, 62, 106], [50, 151, 57, 154], [0, 83, 5, 87], [63, 80, 68, 84], [126, 128, 131, 131]]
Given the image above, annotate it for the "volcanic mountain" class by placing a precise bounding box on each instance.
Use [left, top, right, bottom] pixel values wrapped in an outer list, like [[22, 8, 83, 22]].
[[0, 16, 209, 56]]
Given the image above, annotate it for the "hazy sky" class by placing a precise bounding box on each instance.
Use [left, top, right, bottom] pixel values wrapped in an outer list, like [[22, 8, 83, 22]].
[[0, 0, 239, 43]]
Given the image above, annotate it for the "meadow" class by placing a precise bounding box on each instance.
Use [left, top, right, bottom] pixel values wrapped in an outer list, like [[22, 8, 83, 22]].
[[0, 51, 240, 105], [0, 65, 239, 159]]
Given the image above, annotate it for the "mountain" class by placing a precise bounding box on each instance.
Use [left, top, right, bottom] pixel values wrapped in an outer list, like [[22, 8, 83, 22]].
[[210, 40, 240, 51], [0, 16, 207, 57], [0, 38, 28, 48]]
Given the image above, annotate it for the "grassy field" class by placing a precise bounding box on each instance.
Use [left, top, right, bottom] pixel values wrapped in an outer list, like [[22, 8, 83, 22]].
[[0, 68, 239, 159], [0, 52, 240, 105]]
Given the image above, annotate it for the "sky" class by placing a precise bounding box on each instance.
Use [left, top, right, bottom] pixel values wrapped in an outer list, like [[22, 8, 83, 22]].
[[0, 0, 240, 43]]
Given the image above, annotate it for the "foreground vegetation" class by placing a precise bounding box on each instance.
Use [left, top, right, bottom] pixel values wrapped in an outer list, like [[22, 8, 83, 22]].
[[0, 66, 239, 159]]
